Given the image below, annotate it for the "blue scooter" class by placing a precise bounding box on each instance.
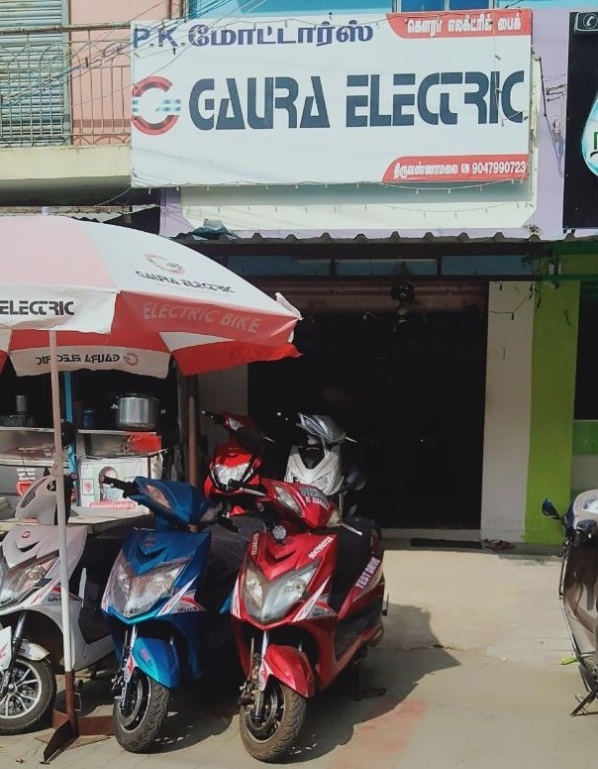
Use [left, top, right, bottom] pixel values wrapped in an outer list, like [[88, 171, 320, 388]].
[[100, 475, 262, 752]]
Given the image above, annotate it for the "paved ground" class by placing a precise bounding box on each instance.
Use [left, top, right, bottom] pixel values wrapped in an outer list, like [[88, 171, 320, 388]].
[[2, 547, 595, 769]]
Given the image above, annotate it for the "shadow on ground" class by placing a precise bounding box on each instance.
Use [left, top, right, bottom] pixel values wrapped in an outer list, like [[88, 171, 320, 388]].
[[284, 602, 458, 762], [49, 658, 243, 754], [44, 602, 457, 760]]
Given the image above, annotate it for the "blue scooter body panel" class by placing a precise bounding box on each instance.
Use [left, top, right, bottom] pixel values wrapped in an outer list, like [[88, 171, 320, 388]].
[[131, 636, 180, 689], [101, 478, 223, 690], [118, 529, 210, 578]]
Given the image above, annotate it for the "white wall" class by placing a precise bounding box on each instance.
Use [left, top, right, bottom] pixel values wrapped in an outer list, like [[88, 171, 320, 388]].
[[197, 366, 248, 456], [481, 282, 534, 542]]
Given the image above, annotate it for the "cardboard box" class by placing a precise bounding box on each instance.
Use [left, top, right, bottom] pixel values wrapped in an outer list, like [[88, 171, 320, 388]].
[[78, 457, 152, 508]]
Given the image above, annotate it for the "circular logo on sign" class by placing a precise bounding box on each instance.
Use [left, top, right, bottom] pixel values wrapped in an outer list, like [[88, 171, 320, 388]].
[[144, 254, 184, 275], [131, 76, 181, 136], [582, 12, 598, 30], [124, 352, 139, 367]]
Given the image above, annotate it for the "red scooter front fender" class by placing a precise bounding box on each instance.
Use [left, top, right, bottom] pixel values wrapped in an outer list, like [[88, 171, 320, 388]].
[[261, 645, 315, 698]]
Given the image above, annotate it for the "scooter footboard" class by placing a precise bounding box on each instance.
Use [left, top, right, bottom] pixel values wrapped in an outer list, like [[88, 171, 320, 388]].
[[130, 636, 180, 690], [261, 645, 315, 698]]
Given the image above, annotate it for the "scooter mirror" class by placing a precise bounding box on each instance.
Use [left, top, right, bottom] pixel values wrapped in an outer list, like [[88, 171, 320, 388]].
[[542, 498, 561, 520], [345, 469, 366, 491], [235, 426, 266, 456]]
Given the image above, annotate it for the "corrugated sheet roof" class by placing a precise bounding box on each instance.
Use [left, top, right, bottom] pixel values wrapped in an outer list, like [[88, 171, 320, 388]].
[[176, 229, 542, 245], [0, 205, 157, 222], [176, 230, 598, 245]]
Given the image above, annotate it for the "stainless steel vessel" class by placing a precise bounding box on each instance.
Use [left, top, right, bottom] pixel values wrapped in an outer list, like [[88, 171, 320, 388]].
[[113, 394, 159, 431]]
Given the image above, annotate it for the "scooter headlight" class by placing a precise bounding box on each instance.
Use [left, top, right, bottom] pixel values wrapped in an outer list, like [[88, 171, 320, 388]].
[[0, 554, 56, 608], [213, 462, 251, 489], [242, 561, 318, 624], [272, 484, 301, 515], [103, 553, 187, 618]]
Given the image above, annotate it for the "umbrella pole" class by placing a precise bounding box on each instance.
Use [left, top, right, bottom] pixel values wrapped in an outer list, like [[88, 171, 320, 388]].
[[42, 331, 78, 760], [43, 336, 114, 763], [49, 332, 75, 687], [188, 376, 198, 487]]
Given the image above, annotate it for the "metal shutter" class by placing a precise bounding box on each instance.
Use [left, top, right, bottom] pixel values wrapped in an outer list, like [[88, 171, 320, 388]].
[[0, 0, 68, 146]]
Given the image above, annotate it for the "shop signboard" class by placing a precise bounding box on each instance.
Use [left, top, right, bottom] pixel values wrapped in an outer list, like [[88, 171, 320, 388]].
[[563, 11, 598, 228], [131, 10, 532, 188]]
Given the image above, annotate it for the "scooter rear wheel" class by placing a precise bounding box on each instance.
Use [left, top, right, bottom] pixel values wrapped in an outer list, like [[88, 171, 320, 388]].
[[240, 680, 306, 762], [114, 670, 171, 753], [0, 656, 55, 734]]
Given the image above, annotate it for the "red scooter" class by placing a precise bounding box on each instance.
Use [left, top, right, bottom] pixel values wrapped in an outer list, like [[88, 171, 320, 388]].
[[230, 475, 385, 762], [201, 410, 271, 515]]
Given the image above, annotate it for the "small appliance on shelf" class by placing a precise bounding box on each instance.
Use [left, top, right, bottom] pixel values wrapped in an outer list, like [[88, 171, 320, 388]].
[[0, 395, 35, 428]]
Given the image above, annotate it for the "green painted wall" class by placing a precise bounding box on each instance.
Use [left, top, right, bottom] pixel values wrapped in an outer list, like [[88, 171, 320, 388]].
[[525, 279, 579, 544], [573, 421, 598, 454]]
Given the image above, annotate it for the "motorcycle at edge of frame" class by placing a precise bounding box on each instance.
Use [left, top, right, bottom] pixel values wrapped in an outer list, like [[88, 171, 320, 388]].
[[542, 490, 598, 715], [0, 423, 121, 734]]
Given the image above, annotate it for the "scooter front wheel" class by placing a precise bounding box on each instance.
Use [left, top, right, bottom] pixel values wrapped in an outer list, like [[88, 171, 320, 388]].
[[0, 656, 55, 734], [114, 670, 171, 752], [240, 680, 306, 762]]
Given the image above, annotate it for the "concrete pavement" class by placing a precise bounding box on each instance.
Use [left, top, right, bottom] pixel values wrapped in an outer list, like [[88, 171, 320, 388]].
[[1, 547, 593, 769]]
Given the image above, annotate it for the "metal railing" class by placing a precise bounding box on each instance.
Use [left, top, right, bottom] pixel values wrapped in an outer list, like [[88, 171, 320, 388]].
[[0, 23, 132, 147]]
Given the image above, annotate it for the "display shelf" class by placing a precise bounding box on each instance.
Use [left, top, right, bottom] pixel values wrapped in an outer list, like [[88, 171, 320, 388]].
[[78, 429, 157, 436], [0, 427, 53, 432]]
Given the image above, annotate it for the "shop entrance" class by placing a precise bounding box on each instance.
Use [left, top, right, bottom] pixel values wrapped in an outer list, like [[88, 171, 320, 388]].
[[250, 308, 487, 529]]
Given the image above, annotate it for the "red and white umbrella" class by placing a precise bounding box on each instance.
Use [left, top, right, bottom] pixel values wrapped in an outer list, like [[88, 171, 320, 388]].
[[0, 329, 297, 378], [0, 215, 300, 740], [0, 216, 300, 376]]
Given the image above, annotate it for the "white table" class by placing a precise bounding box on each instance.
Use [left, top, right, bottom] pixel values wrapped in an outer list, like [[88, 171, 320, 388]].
[[0, 507, 153, 536]]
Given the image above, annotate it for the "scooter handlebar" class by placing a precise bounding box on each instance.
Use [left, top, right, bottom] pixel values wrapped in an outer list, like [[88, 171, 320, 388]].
[[101, 475, 138, 498], [216, 514, 240, 533], [227, 479, 267, 496], [200, 409, 224, 425]]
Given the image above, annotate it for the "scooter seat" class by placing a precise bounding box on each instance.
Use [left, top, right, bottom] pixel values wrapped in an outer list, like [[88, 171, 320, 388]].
[[72, 533, 129, 645], [197, 515, 267, 612], [328, 515, 381, 613], [69, 531, 130, 594]]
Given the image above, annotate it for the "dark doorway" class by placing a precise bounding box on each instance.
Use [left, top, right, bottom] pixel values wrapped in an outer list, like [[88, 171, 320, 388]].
[[249, 308, 487, 529], [574, 297, 598, 419]]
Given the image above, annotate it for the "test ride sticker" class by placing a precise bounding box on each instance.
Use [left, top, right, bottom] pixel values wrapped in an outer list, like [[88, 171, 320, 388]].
[[131, 10, 532, 187]]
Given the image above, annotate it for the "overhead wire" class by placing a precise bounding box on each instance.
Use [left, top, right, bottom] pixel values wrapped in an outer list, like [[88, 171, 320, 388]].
[[1, 0, 264, 112], [0, 0, 180, 107], [1, 0, 273, 112]]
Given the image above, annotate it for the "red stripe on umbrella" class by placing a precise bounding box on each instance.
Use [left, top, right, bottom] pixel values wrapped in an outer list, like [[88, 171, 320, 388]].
[[173, 340, 300, 376]]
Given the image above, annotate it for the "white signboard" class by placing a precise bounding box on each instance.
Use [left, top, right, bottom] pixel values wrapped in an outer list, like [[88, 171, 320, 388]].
[[131, 10, 532, 187]]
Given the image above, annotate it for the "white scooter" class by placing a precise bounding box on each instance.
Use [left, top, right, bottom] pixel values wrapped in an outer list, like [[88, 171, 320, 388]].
[[0, 428, 122, 734], [283, 413, 366, 517]]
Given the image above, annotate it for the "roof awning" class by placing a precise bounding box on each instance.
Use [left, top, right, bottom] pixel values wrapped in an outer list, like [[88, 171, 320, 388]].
[[0, 205, 158, 224], [173, 229, 548, 259]]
